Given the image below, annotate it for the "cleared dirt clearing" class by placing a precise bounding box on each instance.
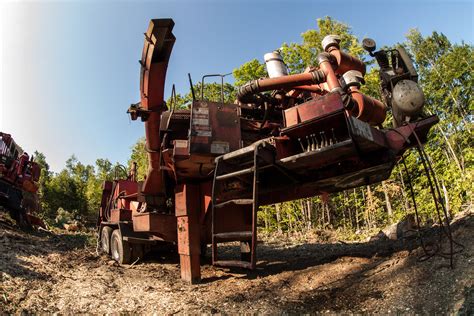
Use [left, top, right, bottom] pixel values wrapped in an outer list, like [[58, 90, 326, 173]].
[[1, 212, 473, 314]]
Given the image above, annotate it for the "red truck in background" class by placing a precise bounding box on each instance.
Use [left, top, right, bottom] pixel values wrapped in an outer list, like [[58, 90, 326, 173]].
[[0, 132, 43, 228]]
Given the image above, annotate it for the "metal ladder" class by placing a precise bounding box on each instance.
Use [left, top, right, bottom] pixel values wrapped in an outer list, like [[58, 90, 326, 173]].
[[211, 141, 271, 269]]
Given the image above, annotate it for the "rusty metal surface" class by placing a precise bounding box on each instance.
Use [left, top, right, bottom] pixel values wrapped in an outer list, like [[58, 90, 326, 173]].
[[174, 183, 200, 217], [177, 216, 201, 255], [349, 87, 387, 125], [190, 100, 241, 155], [132, 213, 177, 241], [259, 160, 395, 205], [97, 18, 440, 284], [175, 183, 202, 283], [385, 115, 439, 151], [0, 132, 42, 227], [110, 208, 132, 222], [279, 139, 355, 169], [328, 47, 366, 76], [257, 70, 325, 91], [139, 19, 175, 199], [112, 179, 139, 211], [347, 116, 388, 150], [283, 92, 345, 128], [318, 55, 340, 91]]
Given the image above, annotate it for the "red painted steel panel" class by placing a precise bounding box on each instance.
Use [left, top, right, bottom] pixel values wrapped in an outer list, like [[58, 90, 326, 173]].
[[110, 209, 132, 222], [175, 183, 200, 217], [190, 101, 241, 155], [132, 213, 177, 241], [177, 216, 200, 255], [283, 92, 344, 128]]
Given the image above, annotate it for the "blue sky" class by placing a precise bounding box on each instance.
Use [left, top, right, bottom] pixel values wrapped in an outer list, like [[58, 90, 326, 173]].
[[1, 0, 472, 172]]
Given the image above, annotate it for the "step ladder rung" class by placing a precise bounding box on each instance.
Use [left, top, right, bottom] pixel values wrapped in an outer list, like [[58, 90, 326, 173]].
[[215, 167, 253, 181], [218, 140, 268, 162], [213, 231, 252, 242], [214, 199, 253, 209], [220, 147, 256, 161], [212, 141, 269, 271], [213, 260, 254, 269]]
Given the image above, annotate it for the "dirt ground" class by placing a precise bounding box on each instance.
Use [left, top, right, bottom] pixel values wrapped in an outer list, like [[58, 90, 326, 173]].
[[1, 212, 473, 314]]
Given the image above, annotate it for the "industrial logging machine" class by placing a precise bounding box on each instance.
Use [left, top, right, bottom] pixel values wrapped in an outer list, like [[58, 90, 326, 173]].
[[0, 132, 43, 228], [98, 19, 438, 283]]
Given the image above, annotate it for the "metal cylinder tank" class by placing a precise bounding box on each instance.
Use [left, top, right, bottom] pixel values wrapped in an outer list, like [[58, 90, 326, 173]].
[[264, 51, 289, 78], [392, 80, 425, 117]]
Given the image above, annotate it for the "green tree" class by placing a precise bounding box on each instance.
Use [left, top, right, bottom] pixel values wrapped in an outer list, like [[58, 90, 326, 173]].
[[129, 137, 148, 181], [402, 29, 473, 220], [280, 16, 365, 74], [233, 59, 267, 87], [85, 158, 115, 216], [33, 151, 51, 216], [36, 154, 96, 222], [166, 82, 236, 109]]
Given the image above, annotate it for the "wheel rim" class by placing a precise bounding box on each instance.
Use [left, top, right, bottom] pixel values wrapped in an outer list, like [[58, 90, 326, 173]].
[[101, 230, 109, 252], [112, 237, 120, 261]]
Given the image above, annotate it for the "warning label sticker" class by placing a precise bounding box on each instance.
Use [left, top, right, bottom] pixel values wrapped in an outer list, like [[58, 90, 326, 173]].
[[193, 107, 209, 115], [211, 141, 230, 154], [192, 118, 209, 126], [196, 130, 212, 137], [192, 107, 210, 126]]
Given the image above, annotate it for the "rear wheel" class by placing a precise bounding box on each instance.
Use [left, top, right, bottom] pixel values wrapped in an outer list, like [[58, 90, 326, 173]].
[[110, 229, 132, 264], [100, 226, 113, 254]]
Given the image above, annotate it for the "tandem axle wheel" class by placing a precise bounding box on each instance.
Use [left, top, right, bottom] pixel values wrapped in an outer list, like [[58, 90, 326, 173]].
[[100, 226, 146, 264]]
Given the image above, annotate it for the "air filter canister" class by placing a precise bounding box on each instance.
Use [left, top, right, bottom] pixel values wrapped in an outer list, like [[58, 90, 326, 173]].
[[264, 51, 289, 78]]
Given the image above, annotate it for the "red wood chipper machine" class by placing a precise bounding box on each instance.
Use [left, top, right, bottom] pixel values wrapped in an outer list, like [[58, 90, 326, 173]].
[[0, 132, 43, 228], [97, 19, 438, 283]]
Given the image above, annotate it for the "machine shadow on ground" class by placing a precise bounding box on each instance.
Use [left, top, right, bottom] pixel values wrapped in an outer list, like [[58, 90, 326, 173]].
[[200, 214, 470, 282], [222, 215, 472, 313]]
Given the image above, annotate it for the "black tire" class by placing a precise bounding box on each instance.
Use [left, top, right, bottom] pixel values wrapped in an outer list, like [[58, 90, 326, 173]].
[[100, 226, 113, 254], [8, 207, 31, 230], [110, 229, 132, 264]]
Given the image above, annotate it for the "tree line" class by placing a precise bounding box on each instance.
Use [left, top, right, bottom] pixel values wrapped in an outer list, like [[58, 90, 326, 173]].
[[34, 17, 472, 234], [33, 153, 126, 225]]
